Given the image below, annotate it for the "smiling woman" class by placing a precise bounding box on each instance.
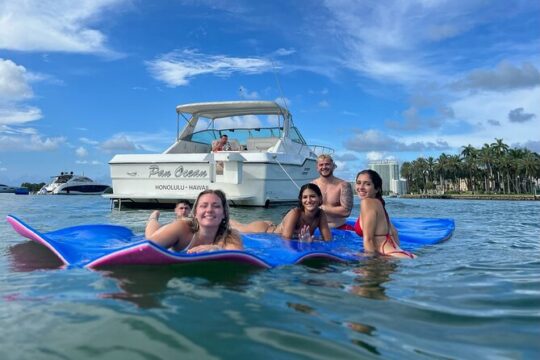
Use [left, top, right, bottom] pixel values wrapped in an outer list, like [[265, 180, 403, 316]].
[[144, 189, 243, 253], [230, 183, 333, 241], [354, 169, 416, 259]]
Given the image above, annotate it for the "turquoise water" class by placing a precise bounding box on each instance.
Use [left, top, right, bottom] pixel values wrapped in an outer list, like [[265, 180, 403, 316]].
[[1, 194, 539, 359]]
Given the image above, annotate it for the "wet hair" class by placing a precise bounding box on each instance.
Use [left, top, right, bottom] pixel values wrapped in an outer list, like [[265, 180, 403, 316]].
[[297, 183, 323, 213], [176, 199, 191, 208], [356, 169, 385, 207], [190, 189, 232, 244]]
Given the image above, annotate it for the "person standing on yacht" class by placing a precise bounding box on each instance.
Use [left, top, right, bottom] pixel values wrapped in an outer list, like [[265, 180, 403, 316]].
[[212, 134, 232, 152], [311, 154, 353, 229]]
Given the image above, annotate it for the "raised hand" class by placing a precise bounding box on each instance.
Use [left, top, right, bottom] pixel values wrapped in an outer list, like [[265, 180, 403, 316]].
[[298, 225, 313, 242]]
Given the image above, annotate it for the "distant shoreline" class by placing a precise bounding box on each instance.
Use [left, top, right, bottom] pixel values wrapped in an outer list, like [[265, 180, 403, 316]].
[[400, 194, 539, 201]]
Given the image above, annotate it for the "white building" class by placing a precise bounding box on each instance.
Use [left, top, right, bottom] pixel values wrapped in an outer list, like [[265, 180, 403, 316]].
[[368, 160, 407, 195], [390, 179, 408, 195]]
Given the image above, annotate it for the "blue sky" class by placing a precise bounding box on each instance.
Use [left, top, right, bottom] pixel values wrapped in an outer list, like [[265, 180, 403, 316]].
[[1, 0, 539, 185]]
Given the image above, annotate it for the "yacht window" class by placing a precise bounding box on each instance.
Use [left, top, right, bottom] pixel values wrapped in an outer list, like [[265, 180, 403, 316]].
[[290, 127, 307, 145], [190, 130, 220, 145]]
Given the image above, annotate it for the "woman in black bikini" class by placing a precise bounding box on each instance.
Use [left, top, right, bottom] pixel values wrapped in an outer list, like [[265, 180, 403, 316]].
[[355, 169, 415, 259], [230, 183, 332, 241]]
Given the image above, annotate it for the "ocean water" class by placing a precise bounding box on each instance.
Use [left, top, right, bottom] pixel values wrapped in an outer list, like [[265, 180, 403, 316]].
[[0, 193, 539, 359]]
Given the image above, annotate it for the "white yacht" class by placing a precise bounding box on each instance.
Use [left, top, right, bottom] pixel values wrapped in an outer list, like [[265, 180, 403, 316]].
[[106, 101, 333, 208], [0, 184, 18, 193], [38, 172, 111, 195]]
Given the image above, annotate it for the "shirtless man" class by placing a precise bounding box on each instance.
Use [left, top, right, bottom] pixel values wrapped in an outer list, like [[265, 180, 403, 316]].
[[212, 134, 231, 152], [311, 154, 353, 229]]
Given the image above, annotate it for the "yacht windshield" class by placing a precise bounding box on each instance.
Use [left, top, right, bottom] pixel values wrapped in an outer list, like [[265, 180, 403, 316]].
[[189, 127, 284, 145]]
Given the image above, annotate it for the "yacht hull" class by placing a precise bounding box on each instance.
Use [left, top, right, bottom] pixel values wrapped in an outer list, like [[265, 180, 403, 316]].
[[106, 153, 317, 207]]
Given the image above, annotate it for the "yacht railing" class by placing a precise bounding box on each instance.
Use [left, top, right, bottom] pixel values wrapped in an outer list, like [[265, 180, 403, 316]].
[[309, 144, 335, 156]]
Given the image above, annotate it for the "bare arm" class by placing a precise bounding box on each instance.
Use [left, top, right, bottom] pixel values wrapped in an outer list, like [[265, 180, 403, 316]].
[[390, 222, 400, 245], [360, 199, 378, 253], [322, 182, 353, 217], [146, 220, 191, 250], [318, 211, 333, 241], [280, 208, 301, 240]]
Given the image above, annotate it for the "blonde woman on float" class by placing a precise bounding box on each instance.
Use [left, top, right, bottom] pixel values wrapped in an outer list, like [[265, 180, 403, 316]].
[[145, 189, 243, 253]]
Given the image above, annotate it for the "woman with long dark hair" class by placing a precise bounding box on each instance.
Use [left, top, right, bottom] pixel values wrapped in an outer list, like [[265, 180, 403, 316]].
[[145, 189, 243, 253], [231, 183, 332, 241], [355, 169, 415, 258]]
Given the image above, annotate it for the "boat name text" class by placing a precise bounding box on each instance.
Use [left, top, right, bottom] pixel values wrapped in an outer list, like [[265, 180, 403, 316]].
[[155, 184, 209, 191], [148, 165, 207, 179]]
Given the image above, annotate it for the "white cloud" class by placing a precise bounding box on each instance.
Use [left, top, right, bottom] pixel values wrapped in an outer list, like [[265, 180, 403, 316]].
[[314, 1, 539, 87], [0, 134, 66, 151], [76, 146, 88, 157], [146, 49, 274, 87], [79, 137, 99, 145], [238, 86, 260, 99], [275, 96, 291, 109], [449, 87, 540, 147], [366, 151, 384, 161], [99, 130, 173, 153], [453, 62, 540, 91], [0, 0, 127, 54], [0, 106, 42, 125], [318, 100, 330, 108], [344, 129, 450, 152], [0, 58, 33, 100], [100, 135, 137, 152]]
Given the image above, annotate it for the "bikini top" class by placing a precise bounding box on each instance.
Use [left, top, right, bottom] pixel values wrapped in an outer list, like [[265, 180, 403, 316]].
[[354, 217, 364, 237], [354, 208, 391, 238]]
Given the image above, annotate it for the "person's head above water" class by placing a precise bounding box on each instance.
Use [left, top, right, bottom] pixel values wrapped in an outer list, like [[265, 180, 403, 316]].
[[355, 169, 384, 204], [174, 200, 191, 218], [191, 189, 231, 238]]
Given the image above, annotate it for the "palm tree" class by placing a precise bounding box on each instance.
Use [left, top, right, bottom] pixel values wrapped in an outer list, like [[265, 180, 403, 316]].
[[478, 144, 495, 192], [461, 144, 478, 193], [435, 153, 450, 193], [401, 161, 413, 193], [491, 138, 509, 192], [520, 150, 540, 193]]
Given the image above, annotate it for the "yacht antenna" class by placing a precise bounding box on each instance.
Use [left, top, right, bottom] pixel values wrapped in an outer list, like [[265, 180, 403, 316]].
[[271, 59, 290, 129]]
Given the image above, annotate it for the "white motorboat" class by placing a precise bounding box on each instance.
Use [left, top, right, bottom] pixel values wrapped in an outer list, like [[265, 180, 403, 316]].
[[106, 101, 333, 208], [0, 184, 18, 193], [38, 172, 111, 195]]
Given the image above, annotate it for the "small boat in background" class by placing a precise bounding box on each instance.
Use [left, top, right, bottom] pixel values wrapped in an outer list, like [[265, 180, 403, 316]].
[[0, 184, 18, 193], [38, 172, 110, 195], [14, 187, 29, 195]]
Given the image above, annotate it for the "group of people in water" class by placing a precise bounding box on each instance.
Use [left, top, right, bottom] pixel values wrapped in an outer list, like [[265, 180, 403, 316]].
[[145, 154, 415, 259]]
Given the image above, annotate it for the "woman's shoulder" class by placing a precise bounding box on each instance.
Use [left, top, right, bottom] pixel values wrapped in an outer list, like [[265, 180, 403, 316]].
[[361, 197, 380, 207], [283, 207, 302, 218]]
